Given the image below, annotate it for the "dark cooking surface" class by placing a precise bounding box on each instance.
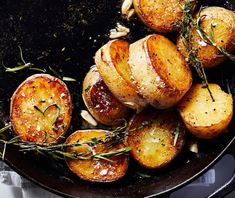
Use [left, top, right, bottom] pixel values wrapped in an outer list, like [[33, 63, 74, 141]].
[[0, 0, 235, 197]]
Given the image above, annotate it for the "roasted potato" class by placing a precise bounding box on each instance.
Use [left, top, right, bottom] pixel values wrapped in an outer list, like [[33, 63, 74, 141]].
[[82, 66, 129, 126], [177, 7, 235, 68], [10, 74, 72, 145], [66, 130, 129, 182], [178, 84, 233, 139], [95, 39, 147, 112], [133, 0, 196, 33], [129, 34, 192, 109], [126, 109, 186, 169]]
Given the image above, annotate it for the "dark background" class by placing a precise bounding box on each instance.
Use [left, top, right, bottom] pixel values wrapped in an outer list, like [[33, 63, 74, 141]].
[[0, 0, 235, 197]]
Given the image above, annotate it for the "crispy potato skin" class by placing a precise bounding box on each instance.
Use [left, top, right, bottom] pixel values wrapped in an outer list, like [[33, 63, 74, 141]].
[[10, 74, 72, 145], [95, 39, 147, 112], [66, 130, 129, 182], [177, 7, 235, 68], [178, 84, 233, 139], [133, 0, 195, 32], [129, 34, 192, 109], [82, 66, 129, 125], [126, 109, 185, 169]]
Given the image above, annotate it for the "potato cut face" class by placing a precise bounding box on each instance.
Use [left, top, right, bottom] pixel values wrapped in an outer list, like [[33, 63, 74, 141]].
[[147, 35, 192, 92], [10, 74, 72, 144], [127, 109, 185, 169], [95, 39, 147, 111], [129, 34, 192, 109], [177, 7, 235, 68], [133, 0, 194, 32], [66, 130, 129, 182], [82, 67, 128, 125], [110, 40, 136, 89], [178, 84, 233, 139]]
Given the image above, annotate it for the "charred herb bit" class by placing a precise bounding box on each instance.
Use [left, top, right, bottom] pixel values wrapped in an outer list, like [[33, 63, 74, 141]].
[[34, 104, 61, 133], [42, 131, 48, 145], [84, 85, 91, 92], [34, 104, 60, 121], [44, 104, 61, 125], [136, 171, 151, 178], [173, 123, 183, 146], [33, 105, 44, 115]]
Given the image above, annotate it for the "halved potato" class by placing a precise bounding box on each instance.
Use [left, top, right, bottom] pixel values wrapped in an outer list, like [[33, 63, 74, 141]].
[[126, 109, 185, 169], [177, 7, 235, 68], [10, 74, 72, 145], [66, 130, 129, 182], [133, 0, 196, 32], [129, 34, 192, 109], [95, 39, 147, 112], [82, 66, 129, 126], [178, 84, 233, 139]]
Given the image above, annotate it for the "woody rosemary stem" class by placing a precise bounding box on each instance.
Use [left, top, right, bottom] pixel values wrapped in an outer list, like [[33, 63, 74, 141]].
[[0, 120, 144, 161]]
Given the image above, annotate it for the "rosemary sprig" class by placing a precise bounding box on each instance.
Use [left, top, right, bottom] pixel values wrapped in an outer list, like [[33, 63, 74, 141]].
[[4, 62, 34, 73], [2, 46, 76, 82], [0, 121, 133, 162], [3, 46, 45, 73], [0, 118, 152, 162], [195, 14, 235, 62], [177, 2, 235, 101], [175, 1, 215, 101]]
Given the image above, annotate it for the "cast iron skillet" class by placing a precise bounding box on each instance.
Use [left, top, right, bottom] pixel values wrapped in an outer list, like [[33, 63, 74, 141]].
[[0, 0, 235, 197]]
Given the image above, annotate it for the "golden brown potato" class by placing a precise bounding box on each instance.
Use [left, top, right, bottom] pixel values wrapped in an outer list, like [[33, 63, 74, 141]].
[[82, 66, 129, 126], [129, 34, 192, 109], [133, 0, 195, 32], [178, 84, 233, 139], [177, 7, 235, 68], [126, 109, 185, 169], [66, 130, 129, 182], [95, 39, 147, 112], [10, 74, 72, 145]]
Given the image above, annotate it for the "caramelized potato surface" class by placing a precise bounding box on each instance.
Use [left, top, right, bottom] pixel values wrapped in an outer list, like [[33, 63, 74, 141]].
[[178, 84, 233, 139], [127, 109, 185, 169], [66, 130, 129, 182], [133, 0, 195, 32], [82, 66, 129, 125], [95, 39, 147, 112], [129, 34, 192, 109], [177, 7, 235, 68], [10, 74, 72, 144]]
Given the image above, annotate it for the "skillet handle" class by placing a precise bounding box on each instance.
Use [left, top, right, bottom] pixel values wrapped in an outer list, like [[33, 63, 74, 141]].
[[206, 140, 235, 198]]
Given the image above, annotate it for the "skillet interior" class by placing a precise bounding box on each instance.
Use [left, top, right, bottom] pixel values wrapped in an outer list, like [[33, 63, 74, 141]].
[[0, 0, 235, 197]]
